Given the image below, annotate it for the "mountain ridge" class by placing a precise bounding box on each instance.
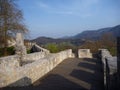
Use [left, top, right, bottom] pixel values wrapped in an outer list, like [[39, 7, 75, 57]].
[[72, 25, 120, 40], [32, 25, 120, 45]]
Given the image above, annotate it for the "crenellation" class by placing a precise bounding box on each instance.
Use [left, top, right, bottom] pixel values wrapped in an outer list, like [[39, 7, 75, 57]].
[[78, 49, 92, 58]]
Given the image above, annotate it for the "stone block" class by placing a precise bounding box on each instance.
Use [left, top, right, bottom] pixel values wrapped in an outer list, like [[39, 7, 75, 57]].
[[78, 49, 92, 58]]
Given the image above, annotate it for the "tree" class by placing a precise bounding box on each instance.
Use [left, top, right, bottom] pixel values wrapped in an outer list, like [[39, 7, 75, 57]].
[[100, 32, 116, 48], [100, 33, 116, 55], [0, 0, 28, 55], [44, 43, 59, 53], [79, 33, 116, 55]]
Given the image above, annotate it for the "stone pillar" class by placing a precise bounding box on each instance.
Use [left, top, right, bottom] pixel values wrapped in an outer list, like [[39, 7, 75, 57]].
[[78, 49, 92, 58], [15, 33, 27, 66], [117, 37, 120, 89]]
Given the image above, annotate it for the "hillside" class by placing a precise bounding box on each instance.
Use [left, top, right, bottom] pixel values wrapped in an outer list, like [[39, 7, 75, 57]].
[[72, 25, 120, 40], [32, 25, 120, 45], [32, 37, 85, 46]]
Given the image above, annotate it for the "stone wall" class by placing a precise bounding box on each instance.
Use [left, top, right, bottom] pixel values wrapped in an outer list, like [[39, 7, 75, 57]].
[[0, 51, 49, 68], [99, 49, 117, 90], [22, 52, 50, 64], [0, 49, 73, 87], [0, 55, 20, 71], [31, 44, 49, 53], [78, 49, 92, 58]]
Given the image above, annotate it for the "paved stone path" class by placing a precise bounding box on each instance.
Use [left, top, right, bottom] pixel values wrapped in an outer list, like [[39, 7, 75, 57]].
[[4, 58, 104, 90]]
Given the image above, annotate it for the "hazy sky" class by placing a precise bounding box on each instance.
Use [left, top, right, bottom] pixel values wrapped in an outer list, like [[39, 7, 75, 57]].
[[18, 0, 120, 39]]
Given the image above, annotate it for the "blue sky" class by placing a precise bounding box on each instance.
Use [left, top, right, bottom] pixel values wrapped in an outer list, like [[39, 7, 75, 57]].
[[17, 0, 120, 39]]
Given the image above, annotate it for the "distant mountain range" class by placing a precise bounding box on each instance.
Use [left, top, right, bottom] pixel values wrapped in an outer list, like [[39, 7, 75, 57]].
[[72, 25, 120, 40], [32, 25, 120, 45], [32, 36, 85, 46]]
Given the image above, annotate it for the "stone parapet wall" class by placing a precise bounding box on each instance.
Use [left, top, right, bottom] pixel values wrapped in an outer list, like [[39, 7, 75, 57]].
[[99, 49, 117, 90], [31, 44, 50, 53], [0, 51, 49, 69], [22, 52, 49, 63], [0, 49, 73, 87], [0, 55, 20, 71], [78, 49, 92, 58]]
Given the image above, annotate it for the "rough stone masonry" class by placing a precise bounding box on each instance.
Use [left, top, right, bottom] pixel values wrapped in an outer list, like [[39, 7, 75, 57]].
[[15, 33, 27, 55], [0, 49, 73, 87]]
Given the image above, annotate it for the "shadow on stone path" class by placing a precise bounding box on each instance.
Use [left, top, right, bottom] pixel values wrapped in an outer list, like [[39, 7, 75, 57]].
[[3, 58, 104, 90]]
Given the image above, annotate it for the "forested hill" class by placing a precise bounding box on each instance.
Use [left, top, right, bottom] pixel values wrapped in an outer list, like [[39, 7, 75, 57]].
[[72, 25, 120, 40]]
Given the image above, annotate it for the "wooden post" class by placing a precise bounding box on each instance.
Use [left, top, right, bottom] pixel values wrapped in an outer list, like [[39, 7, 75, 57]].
[[117, 37, 120, 89]]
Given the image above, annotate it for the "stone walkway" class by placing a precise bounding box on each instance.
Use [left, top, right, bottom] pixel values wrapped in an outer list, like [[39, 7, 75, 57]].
[[3, 58, 104, 90]]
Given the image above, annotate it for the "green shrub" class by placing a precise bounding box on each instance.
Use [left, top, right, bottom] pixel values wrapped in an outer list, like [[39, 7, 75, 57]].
[[7, 46, 15, 55], [44, 43, 59, 53], [44, 42, 77, 53], [27, 49, 31, 54], [107, 47, 117, 56], [0, 46, 15, 57], [0, 48, 3, 57]]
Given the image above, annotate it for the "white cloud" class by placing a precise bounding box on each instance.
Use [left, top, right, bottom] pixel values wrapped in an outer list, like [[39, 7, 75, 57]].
[[36, 0, 99, 17], [37, 2, 49, 9]]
